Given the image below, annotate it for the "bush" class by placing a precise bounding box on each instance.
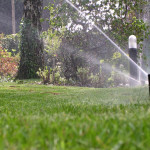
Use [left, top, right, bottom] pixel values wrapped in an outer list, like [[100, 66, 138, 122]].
[[77, 67, 111, 88], [1, 34, 20, 56], [77, 67, 91, 86], [37, 67, 51, 84], [37, 66, 67, 85], [108, 71, 128, 87], [0, 46, 19, 80], [90, 73, 108, 88]]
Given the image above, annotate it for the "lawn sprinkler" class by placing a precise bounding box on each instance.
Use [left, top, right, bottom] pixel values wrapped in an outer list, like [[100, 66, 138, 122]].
[[148, 74, 150, 96], [128, 35, 138, 86]]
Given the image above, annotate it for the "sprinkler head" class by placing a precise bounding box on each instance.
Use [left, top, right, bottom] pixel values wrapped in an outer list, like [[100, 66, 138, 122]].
[[148, 74, 150, 96], [148, 74, 150, 85]]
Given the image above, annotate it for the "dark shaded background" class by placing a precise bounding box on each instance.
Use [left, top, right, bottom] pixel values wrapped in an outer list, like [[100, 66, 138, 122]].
[[0, 0, 50, 35]]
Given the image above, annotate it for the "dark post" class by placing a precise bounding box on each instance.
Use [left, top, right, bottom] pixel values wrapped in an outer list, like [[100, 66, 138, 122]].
[[148, 74, 150, 96], [129, 35, 138, 86]]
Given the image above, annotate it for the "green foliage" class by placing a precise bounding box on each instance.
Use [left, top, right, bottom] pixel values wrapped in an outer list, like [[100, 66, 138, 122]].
[[1, 34, 20, 56], [37, 66, 67, 85], [108, 70, 128, 87], [0, 47, 19, 81], [42, 27, 65, 84], [17, 18, 44, 79], [44, 1, 71, 28], [58, 0, 149, 48], [77, 67, 90, 86], [44, 2, 63, 28], [111, 52, 125, 67], [43, 27, 65, 56], [76, 66, 126, 88], [37, 67, 51, 84], [111, 16, 149, 49], [90, 72, 109, 88], [43, 0, 150, 87], [112, 52, 122, 60]]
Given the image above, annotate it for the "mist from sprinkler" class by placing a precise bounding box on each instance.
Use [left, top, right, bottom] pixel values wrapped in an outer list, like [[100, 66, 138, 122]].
[[65, 0, 148, 79], [60, 42, 142, 86]]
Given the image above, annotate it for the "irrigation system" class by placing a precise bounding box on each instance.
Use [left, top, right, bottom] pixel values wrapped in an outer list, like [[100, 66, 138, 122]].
[[65, 0, 148, 77], [65, 0, 150, 95]]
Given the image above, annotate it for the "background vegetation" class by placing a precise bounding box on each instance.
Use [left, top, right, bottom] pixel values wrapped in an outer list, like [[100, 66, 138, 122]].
[[0, 0, 150, 87], [0, 1, 150, 149]]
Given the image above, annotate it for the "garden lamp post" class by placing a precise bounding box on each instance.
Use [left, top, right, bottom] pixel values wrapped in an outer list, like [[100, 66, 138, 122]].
[[129, 35, 138, 86]]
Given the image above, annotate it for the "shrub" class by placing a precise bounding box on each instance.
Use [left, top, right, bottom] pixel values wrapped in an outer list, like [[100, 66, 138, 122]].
[[1, 34, 20, 56], [0, 46, 19, 80], [37, 66, 67, 85], [90, 73, 108, 88], [37, 67, 51, 85], [77, 67, 91, 86]]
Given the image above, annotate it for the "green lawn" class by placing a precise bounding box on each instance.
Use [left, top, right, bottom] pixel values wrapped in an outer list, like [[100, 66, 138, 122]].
[[0, 82, 150, 150]]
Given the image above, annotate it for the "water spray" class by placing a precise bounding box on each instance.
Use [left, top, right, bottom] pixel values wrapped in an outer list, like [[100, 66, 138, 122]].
[[64, 44, 140, 85], [65, 0, 148, 77], [102, 63, 140, 85]]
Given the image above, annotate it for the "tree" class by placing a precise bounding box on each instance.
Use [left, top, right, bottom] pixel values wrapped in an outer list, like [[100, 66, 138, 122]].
[[11, 0, 16, 34], [17, 0, 44, 79], [43, 0, 149, 85], [42, 28, 64, 84], [142, 0, 150, 73]]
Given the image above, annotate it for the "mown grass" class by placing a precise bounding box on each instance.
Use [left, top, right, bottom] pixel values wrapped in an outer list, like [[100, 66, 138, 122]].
[[0, 82, 150, 150]]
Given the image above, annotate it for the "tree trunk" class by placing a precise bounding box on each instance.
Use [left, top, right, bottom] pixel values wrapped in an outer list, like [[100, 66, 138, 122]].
[[17, 0, 44, 79], [11, 0, 16, 34], [52, 57, 55, 84], [142, 0, 150, 75]]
